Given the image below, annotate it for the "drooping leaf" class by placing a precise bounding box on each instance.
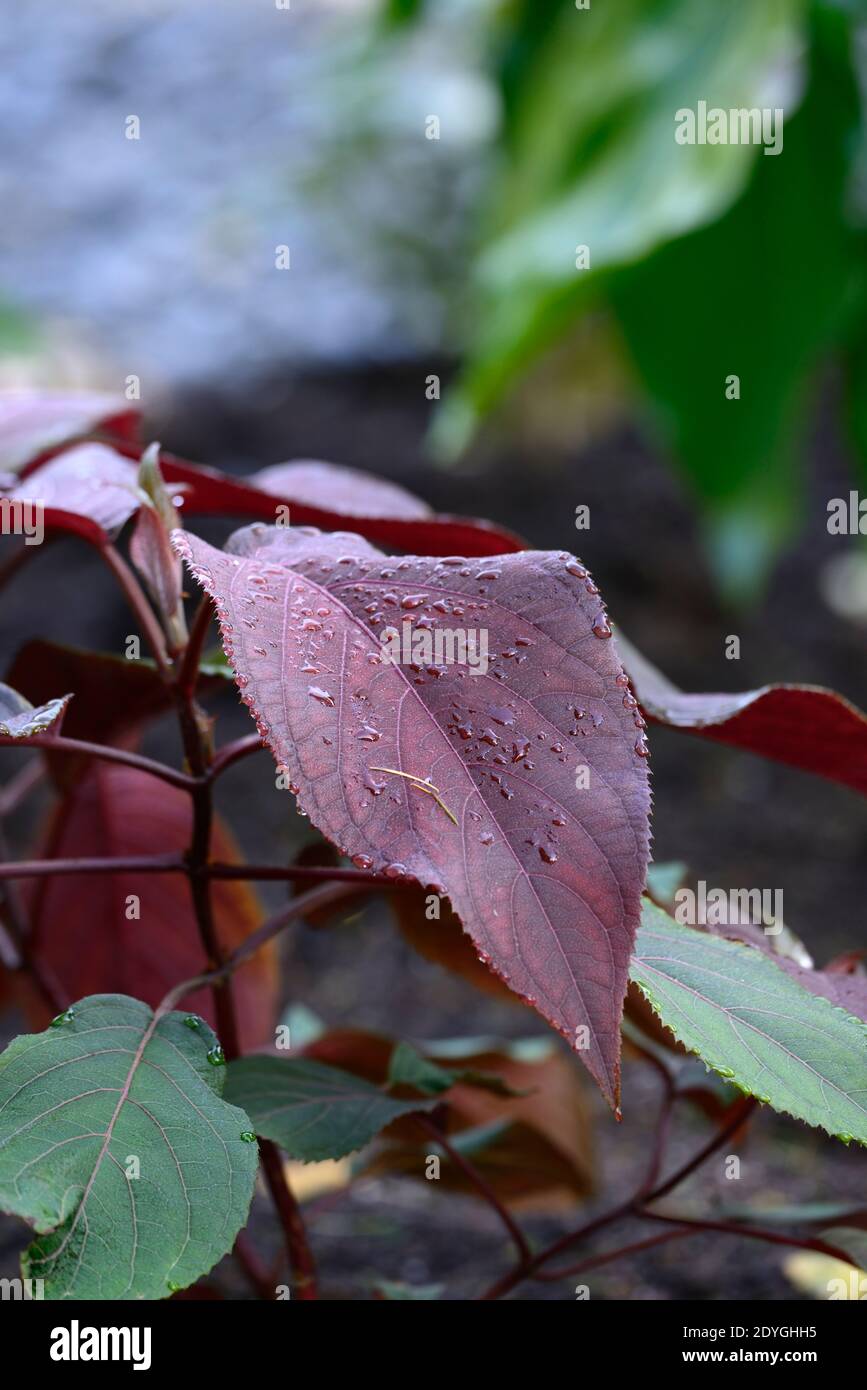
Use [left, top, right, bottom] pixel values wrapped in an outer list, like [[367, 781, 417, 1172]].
[[300, 1026, 593, 1206], [23, 764, 276, 1050], [250, 459, 433, 520], [223, 1055, 437, 1161], [0, 994, 258, 1300], [0, 390, 139, 473], [8, 444, 140, 543], [363, 1037, 594, 1209], [5, 641, 178, 788], [618, 629, 867, 797], [175, 523, 652, 1108], [156, 450, 524, 557], [631, 900, 867, 1144], [0, 682, 70, 739]]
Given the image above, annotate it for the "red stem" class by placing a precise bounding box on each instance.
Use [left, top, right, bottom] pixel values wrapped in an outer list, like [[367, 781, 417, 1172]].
[[99, 542, 171, 679], [0, 855, 186, 880], [175, 595, 215, 700], [415, 1114, 531, 1266], [259, 1140, 318, 1300], [637, 1209, 860, 1266], [206, 734, 266, 781], [534, 1226, 695, 1281], [0, 734, 197, 791], [207, 861, 411, 888], [646, 1096, 756, 1203]]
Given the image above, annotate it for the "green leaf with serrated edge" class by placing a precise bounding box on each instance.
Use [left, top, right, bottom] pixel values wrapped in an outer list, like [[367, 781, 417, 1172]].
[[387, 1042, 525, 1099], [0, 994, 258, 1300], [630, 902, 867, 1145], [0, 682, 70, 738], [224, 1055, 438, 1161]]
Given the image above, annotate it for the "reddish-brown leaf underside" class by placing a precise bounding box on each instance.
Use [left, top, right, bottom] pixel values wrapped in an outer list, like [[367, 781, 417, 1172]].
[[304, 1028, 594, 1208], [618, 631, 867, 797], [175, 523, 651, 1108]]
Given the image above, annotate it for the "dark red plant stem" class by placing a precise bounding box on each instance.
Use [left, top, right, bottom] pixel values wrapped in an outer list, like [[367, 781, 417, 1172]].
[[480, 1199, 636, 1301], [232, 1231, 275, 1301], [172, 635, 318, 1299], [0, 855, 186, 880], [206, 734, 266, 782], [645, 1095, 756, 1203], [175, 688, 240, 1061], [481, 1091, 759, 1299], [414, 1114, 531, 1266], [159, 881, 368, 1010], [0, 734, 197, 791], [175, 595, 215, 700], [635, 1081, 676, 1200], [533, 1227, 695, 1281], [207, 861, 413, 889], [259, 1140, 318, 1301], [637, 1209, 859, 1266], [99, 542, 171, 679]]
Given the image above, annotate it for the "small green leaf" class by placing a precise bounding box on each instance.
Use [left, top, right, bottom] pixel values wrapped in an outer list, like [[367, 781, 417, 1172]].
[[224, 1055, 438, 1161], [0, 994, 258, 1300], [387, 1041, 525, 1099], [631, 902, 867, 1145]]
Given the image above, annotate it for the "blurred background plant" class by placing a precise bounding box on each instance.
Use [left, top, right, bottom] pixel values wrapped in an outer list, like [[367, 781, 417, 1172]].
[[378, 0, 867, 600]]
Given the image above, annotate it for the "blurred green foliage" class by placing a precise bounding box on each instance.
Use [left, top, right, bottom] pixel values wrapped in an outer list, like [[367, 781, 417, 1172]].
[[387, 0, 867, 598]]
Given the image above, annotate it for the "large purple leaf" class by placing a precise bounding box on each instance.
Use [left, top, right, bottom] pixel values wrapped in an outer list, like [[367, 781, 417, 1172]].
[[174, 523, 651, 1108]]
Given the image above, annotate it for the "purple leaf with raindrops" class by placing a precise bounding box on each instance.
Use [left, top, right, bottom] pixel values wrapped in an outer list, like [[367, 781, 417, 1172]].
[[174, 522, 651, 1109]]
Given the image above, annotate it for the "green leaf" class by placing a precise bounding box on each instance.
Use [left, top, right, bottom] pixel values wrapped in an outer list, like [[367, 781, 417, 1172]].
[[630, 902, 867, 1145], [387, 1041, 525, 1098], [0, 995, 258, 1300], [0, 682, 70, 738], [224, 1056, 438, 1161], [435, 0, 809, 458], [645, 861, 689, 909]]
